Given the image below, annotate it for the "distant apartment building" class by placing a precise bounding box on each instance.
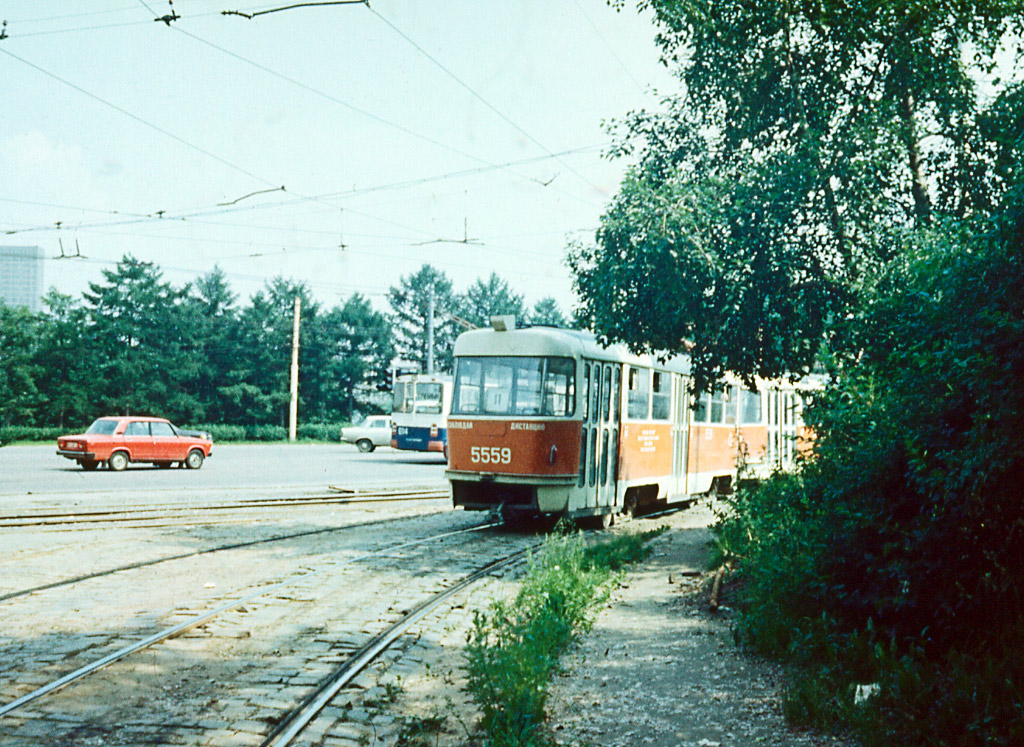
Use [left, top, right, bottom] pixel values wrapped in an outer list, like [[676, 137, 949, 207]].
[[0, 245, 45, 313]]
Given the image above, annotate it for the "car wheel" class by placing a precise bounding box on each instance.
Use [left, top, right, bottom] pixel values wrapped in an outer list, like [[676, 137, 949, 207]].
[[80, 460, 99, 471], [108, 452, 129, 471], [185, 449, 205, 469], [356, 439, 374, 453]]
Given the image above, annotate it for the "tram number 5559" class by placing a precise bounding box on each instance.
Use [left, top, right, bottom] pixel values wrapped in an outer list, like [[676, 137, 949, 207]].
[[470, 446, 511, 464]]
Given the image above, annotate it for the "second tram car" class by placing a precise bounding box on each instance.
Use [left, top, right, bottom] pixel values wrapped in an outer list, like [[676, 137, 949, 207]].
[[390, 373, 453, 455], [445, 319, 815, 525]]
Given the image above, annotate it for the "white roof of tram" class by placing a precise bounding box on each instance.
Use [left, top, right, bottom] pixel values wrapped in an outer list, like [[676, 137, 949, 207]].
[[453, 325, 692, 376]]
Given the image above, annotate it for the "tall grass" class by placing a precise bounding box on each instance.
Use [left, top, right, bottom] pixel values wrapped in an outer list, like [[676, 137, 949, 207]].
[[464, 527, 665, 747]]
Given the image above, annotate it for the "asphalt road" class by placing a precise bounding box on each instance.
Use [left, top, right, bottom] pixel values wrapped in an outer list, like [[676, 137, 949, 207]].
[[0, 443, 448, 509]]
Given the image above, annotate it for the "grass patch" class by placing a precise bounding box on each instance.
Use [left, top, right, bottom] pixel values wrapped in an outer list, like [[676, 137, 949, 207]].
[[464, 525, 666, 747]]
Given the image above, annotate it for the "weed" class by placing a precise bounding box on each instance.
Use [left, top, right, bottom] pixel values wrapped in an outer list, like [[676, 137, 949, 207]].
[[463, 528, 663, 747]]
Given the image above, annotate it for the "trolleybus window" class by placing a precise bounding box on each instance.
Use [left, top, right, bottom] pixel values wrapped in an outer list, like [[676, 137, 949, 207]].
[[414, 382, 444, 414], [393, 381, 413, 414], [451, 357, 575, 417], [652, 371, 671, 420], [626, 366, 650, 420]]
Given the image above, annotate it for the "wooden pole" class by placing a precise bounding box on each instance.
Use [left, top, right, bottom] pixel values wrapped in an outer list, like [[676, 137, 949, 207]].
[[289, 296, 301, 442]]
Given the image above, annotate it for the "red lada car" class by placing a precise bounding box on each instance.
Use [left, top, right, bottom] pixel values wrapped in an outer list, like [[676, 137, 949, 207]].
[[57, 416, 213, 471]]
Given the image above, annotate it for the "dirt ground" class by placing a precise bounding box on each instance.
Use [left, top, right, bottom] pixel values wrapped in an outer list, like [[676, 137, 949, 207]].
[[395, 503, 855, 747]]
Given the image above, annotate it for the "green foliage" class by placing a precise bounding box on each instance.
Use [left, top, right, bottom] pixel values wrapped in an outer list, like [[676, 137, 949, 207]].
[[527, 297, 567, 327], [10, 256, 538, 429], [0, 304, 42, 427], [388, 264, 459, 373], [714, 222, 1024, 743], [575, 0, 1024, 389], [464, 528, 663, 746], [457, 272, 526, 328], [0, 425, 65, 443]]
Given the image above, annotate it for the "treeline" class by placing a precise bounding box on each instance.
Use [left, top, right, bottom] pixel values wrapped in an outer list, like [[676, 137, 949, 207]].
[[0, 258, 566, 431]]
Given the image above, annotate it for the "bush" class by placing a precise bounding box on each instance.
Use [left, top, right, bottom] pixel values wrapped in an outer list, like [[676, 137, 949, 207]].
[[464, 527, 664, 747], [0, 425, 66, 443], [714, 224, 1024, 744]]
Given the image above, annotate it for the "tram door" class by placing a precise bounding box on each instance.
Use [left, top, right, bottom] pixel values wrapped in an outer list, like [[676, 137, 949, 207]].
[[580, 360, 617, 511], [766, 388, 797, 470], [670, 374, 690, 498]]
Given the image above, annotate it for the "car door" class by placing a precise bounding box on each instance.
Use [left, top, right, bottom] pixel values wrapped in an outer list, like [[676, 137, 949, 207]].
[[122, 420, 154, 460], [150, 421, 180, 461]]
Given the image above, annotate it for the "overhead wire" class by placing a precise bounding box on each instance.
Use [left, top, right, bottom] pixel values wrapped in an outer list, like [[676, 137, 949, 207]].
[[366, 4, 610, 198]]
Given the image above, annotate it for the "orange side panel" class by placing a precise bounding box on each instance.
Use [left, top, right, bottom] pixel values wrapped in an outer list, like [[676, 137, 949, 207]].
[[687, 424, 739, 474], [447, 419, 582, 476], [619, 422, 672, 481], [739, 425, 768, 462]]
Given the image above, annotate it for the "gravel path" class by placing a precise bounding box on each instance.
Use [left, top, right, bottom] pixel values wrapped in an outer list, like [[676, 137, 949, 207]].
[[546, 503, 852, 747]]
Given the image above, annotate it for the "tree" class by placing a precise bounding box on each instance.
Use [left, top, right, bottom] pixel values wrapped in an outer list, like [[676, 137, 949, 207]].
[[388, 264, 458, 373], [183, 267, 239, 423], [33, 291, 97, 428], [0, 303, 41, 427], [572, 1, 1024, 388], [225, 277, 318, 426], [527, 296, 567, 327], [314, 294, 394, 419], [82, 256, 200, 419], [456, 272, 526, 328]]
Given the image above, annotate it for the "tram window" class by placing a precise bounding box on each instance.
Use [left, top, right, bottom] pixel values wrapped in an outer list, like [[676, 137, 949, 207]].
[[591, 366, 602, 421], [602, 366, 612, 422], [451, 356, 575, 416], [626, 367, 650, 419], [578, 429, 587, 487], [612, 367, 621, 423], [588, 428, 597, 487], [544, 358, 575, 416], [694, 392, 708, 422], [512, 360, 544, 415], [651, 371, 671, 421], [724, 386, 738, 424], [610, 429, 618, 482], [740, 389, 762, 424], [600, 429, 610, 485], [582, 364, 590, 420], [451, 360, 482, 413]]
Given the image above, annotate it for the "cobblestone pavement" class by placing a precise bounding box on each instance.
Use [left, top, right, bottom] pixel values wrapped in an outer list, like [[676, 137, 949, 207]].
[[0, 506, 533, 746]]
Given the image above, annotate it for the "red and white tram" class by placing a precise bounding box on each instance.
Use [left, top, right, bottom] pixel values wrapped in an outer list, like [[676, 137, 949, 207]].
[[445, 318, 815, 525]]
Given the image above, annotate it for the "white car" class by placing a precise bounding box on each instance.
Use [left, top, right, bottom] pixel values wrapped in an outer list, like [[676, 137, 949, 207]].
[[341, 415, 392, 453]]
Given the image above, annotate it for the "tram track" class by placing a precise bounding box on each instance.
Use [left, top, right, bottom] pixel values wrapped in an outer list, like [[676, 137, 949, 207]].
[[0, 510, 470, 604], [0, 521, 518, 722], [0, 485, 448, 529]]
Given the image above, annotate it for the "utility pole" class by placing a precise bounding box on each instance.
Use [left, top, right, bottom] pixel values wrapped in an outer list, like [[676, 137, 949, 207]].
[[426, 285, 435, 375], [288, 296, 301, 442]]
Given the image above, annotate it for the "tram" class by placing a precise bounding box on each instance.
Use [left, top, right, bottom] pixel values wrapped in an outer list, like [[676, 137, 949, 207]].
[[444, 317, 816, 525], [390, 373, 453, 455]]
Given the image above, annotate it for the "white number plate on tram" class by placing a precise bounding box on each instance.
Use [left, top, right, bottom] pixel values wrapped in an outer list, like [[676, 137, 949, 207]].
[[470, 446, 511, 464]]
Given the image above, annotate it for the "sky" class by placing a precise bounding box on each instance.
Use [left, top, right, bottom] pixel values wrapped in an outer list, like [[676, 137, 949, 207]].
[[1, 0, 677, 316]]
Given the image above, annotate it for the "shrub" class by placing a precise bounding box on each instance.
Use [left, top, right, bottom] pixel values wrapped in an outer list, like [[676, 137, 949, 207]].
[[0, 425, 66, 443], [464, 527, 664, 747], [714, 224, 1024, 744]]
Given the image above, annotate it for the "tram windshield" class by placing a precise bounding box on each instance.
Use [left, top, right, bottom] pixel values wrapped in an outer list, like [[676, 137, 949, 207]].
[[452, 356, 575, 417]]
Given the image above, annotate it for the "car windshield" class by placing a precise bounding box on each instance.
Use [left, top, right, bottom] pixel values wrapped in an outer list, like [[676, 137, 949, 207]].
[[85, 419, 119, 435]]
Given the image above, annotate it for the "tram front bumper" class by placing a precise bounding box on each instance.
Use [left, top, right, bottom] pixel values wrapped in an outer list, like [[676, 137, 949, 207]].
[[446, 470, 574, 513]]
